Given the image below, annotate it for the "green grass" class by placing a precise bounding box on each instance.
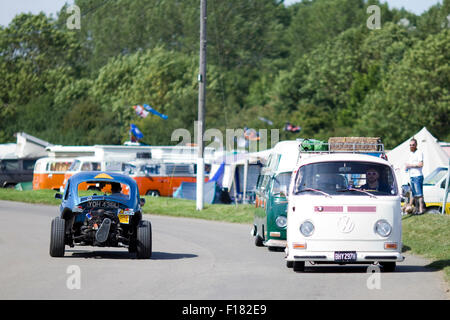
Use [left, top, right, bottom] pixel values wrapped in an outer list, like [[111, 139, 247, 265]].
[[0, 188, 61, 205], [0, 189, 448, 284], [401, 214, 450, 283], [141, 196, 254, 224]]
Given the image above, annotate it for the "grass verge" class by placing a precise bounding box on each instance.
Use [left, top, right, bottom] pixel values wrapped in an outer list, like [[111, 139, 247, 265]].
[[402, 214, 450, 283]]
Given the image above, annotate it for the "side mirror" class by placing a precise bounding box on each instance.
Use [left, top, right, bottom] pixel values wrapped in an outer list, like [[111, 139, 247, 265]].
[[55, 193, 63, 199], [140, 198, 146, 207]]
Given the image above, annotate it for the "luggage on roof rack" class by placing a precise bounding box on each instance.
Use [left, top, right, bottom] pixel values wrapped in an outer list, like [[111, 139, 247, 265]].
[[328, 137, 383, 152]]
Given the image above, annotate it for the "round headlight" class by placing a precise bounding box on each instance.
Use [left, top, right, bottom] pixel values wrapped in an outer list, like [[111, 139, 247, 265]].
[[275, 216, 287, 228], [300, 220, 315, 237], [374, 220, 392, 237]]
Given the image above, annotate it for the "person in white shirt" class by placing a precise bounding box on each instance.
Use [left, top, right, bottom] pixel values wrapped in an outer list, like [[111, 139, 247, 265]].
[[405, 138, 425, 214]]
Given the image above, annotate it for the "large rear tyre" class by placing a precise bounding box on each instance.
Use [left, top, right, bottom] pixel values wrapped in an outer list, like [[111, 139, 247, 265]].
[[50, 217, 65, 257], [136, 220, 152, 259]]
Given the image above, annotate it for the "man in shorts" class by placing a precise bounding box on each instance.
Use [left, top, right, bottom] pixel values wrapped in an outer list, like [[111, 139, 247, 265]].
[[405, 138, 425, 214]]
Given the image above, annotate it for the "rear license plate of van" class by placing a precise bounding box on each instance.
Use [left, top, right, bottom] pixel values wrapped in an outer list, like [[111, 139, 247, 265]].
[[334, 251, 357, 262]]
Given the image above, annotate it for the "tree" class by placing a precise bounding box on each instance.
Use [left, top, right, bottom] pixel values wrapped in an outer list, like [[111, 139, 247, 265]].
[[355, 30, 450, 147]]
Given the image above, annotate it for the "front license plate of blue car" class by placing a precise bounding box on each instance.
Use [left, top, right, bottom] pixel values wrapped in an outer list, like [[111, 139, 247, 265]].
[[334, 251, 357, 262], [118, 214, 130, 224]]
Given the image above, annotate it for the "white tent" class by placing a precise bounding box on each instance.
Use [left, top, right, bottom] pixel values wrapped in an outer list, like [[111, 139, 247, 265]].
[[387, 127, 449, 186]]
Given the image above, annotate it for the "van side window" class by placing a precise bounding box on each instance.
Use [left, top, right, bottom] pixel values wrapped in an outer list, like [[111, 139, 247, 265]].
[[2, 160, 19, 171], [23, 160, 36, 170]]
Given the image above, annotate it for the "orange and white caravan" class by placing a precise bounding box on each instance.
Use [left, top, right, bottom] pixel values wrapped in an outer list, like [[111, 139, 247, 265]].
[[32, 157, 74, 190], [127, 160, 207, 197]]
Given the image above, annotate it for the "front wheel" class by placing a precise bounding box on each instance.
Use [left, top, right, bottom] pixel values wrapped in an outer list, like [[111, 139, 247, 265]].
[[50, 217, 65, 257], [293, 261, 305, 272], [136, 220, 152, 259], [254, 234, 264, 247], [380, 262, 396, 272]]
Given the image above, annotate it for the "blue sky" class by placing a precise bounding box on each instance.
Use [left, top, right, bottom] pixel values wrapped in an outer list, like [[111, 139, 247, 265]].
[[0, 0, 443, 27]]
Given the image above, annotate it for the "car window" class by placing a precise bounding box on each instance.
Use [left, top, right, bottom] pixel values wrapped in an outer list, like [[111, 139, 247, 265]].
[[50, 161, 73, 172], [424, 168, 447, 186], [64, 180, 70, 200], [69, 160, 81, 171], [294, 161, 397, 196], [2, 160, 19, 171], [77, 181, 131, 200], [23, 160, 36, 170], [272, 172, 292, 195]]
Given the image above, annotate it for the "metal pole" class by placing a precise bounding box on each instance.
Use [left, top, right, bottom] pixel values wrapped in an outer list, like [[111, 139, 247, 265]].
[[243, 159, 248, 204], [442, 159, 450, 215], [196, 0, 207, 210]]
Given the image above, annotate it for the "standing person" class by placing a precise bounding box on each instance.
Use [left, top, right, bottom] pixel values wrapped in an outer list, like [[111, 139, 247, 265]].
[[405, 138, 425, 214]]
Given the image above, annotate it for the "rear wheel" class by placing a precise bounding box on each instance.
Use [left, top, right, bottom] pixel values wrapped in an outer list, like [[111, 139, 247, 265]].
[[136, 220, 152, 259], [286, 261, 293, 268], [50, 217, 65, 257]]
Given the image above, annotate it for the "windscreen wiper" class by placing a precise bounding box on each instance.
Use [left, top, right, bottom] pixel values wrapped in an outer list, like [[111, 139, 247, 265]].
[[295, 188, 332, 198], [337, 188, 377, 198]]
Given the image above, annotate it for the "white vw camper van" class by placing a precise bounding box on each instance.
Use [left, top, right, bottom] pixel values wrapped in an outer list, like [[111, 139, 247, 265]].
[[286, 152, 404, 272]]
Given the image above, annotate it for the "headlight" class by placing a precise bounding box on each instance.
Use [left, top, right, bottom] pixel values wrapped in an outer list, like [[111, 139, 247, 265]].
[[300, 220, 315, 237], [374, 220, 392, 237], [275, 216, 287, 228]]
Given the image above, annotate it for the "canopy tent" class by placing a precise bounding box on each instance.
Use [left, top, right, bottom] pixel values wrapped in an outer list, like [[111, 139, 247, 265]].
[[173, 181, 219, 204], [387, 127, 449, 186]]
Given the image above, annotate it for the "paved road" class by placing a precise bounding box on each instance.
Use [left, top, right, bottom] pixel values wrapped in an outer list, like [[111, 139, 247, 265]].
[[0, 200, 447, 300]]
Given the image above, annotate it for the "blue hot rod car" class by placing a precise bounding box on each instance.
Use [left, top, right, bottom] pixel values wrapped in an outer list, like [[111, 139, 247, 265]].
[[50, 172, 152, 259]]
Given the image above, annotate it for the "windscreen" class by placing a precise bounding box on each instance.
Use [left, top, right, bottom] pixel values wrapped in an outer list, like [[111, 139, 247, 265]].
[[294, 161, 397, 196], [272, 172, 292, 196], [77, 181, 131, 200], [424, 167, 447, 185]]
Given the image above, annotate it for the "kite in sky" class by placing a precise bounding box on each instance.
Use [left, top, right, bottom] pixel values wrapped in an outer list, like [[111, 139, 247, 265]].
[[133, 104, 168, 120]]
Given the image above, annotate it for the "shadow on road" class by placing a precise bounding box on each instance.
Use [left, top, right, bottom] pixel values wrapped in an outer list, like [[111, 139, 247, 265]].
[[65, 249, 197, 260], [291, 263, 441, 274], [151, 251, 198, 260]]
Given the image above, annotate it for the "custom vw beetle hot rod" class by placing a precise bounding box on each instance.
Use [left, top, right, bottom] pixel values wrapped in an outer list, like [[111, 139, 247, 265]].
[[50, 172, 152, 259]]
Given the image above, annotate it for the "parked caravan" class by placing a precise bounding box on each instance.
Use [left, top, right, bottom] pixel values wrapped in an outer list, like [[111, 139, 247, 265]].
[[127, 159, 202, 197], [0, 158, 39, 188], [252, 140, 305, 250], [32, 157, 74, 190], [285, 138, 403, 272]]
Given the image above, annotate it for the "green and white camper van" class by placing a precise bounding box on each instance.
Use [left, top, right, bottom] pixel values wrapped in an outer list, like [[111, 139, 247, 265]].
[[252, 140, 317, 250]]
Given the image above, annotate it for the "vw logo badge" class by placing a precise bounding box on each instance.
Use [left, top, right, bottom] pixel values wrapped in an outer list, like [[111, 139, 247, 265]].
[[337, 216, 355, 233]]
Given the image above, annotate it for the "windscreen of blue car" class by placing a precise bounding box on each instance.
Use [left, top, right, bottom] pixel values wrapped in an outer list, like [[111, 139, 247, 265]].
[[77, 180, 131, 200]]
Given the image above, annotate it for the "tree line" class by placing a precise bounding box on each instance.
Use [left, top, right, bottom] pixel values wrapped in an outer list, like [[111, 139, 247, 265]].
[[0, 0, 449, 149]]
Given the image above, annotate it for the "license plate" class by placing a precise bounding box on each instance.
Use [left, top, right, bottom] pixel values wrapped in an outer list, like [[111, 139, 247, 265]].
[[118, 214, 130, 224], [334, 251, 357, 262]]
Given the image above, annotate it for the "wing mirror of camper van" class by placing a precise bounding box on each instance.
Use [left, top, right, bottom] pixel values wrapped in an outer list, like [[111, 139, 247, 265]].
[[140, 198, 146, 207], [55, 193, 63, 199]]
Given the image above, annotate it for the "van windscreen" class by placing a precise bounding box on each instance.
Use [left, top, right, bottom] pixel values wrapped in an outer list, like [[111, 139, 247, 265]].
[[294, 161, 397, 196]]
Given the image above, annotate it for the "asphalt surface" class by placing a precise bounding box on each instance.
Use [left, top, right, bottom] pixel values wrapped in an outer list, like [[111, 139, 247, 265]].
[[0, 200, 448, 300]]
